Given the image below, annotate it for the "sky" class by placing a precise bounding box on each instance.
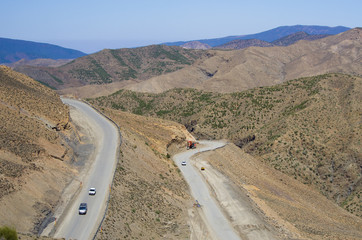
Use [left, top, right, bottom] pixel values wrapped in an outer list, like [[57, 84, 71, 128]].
[[2, 0, 361, 53]]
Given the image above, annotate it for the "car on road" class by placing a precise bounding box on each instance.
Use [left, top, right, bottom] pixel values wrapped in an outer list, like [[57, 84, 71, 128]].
[[201, 167, 205, 171], [89, 187, 96, 195], [181, 161, 187, 166], [79, 203, 87, 215]]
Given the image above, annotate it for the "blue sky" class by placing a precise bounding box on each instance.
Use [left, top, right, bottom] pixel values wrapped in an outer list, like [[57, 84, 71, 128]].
[[2, 0, 361, 53]]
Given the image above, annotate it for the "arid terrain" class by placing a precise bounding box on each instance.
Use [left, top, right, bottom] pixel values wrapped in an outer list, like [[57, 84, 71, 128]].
[[123, 28, 361, 94], [12, 28, 361, 99], [0, 25, 360, 240], [88, 73, 362, 218], [0, 66, 72, 234], [0, 66, 102, 238], [92, 108, 194, 239], [86, 106, 361, 239]]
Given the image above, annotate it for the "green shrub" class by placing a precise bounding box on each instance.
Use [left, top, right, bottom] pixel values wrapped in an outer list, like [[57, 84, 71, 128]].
[[0, 226, 18, 240]]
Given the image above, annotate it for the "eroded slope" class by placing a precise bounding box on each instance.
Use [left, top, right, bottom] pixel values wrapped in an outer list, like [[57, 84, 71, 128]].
[[0, 66, 74, 234], [88, 73, 362, 217]]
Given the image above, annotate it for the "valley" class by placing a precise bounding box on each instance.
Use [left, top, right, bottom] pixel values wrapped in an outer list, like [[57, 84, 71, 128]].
[[0, 25, 361, 240]]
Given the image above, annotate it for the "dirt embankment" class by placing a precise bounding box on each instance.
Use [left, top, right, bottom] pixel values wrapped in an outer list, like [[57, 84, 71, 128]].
[[0, 66, 77, 235], [93, 108, 194, 239], [203, 143, 362, 239], [92, 106, 361, 240]]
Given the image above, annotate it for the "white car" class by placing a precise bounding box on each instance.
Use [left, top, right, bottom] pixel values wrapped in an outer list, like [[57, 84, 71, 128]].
[[181, 161, 186, 166], [78, 203, 87, 215], [89, 187, 96, 195]]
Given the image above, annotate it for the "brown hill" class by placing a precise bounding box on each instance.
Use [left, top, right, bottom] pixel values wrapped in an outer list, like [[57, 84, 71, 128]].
[[87, 73, 362, 218], [0, 66, 74, 233], [12, 29, 360, 98], [214, 38, 274, 49], [13, 45, 206, 90], [88, 93, 362, 239], [91, 108, 195, 239], [122, 28, 361, 94]]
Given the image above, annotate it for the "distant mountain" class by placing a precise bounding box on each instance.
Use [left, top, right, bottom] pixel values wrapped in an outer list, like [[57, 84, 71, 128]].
[[163, 25, 350, 47], [181, 41, 211, 49], [123, 28, 361, 94], [215, 39, 274, 49], [272, 31, 330, 46], [0, 37, 87, 64], [14, 45, 206, 90], [215, 32, 331, 50]]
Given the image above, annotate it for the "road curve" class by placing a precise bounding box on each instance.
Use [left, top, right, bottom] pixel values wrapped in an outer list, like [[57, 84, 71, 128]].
[[173, 140, 242, 240], [54, 98, 120, 240]]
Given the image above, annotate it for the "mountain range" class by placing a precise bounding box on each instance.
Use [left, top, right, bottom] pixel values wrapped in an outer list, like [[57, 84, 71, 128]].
[[215, 31, 331, 50], [0, 24, 361, 238], [12, 27, 360, 99], [0, 37, 86, 64], [163, 25, 350, 47], [0, 25, 350, 66]]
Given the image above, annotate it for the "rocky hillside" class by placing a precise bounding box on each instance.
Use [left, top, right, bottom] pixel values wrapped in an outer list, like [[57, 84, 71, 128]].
[[0, 66, 74, 233], [121, 28, 361, 94], [87, 73, 361, 217], [92, 108, 194, 239], [13, 28, 360, 97], [14, 45, 206, 89], [90, 106, 361, 239]]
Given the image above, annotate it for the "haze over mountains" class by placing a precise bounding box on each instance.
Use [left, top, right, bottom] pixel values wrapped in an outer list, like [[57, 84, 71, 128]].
[[164, 25, 350, 47], [0, 37, 86, 64], [0, 25, 350, 66], [12, 27, 360, 99]]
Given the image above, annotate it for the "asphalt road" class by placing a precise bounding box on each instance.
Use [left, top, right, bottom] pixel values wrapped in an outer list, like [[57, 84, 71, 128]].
[[173, 140, 242, 240], [54, 99, 120, 240]]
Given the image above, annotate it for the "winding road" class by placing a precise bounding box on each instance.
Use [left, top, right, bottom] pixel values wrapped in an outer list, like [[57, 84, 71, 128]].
[[49, 99, 272, 240], [173, 141, 242, 240], [54, 98, 120, 240]]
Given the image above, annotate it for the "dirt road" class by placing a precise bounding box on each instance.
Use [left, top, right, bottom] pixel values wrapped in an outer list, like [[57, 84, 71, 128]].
[[173, 140, 277, 240]]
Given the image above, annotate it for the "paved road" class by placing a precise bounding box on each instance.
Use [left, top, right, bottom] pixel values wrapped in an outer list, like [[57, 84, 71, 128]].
[[54, 99, 120, 240], [173, 140, 241, 240]]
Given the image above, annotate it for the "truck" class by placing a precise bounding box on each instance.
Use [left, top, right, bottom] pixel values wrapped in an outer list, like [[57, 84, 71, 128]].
[[186, 140, 196, 150]]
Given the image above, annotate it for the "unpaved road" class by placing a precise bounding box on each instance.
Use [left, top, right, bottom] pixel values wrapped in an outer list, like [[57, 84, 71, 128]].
[[52, 99, 120, 240], [173, 140, 276, 240]]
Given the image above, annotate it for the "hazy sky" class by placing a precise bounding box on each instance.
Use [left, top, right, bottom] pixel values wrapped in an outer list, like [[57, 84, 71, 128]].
[[2, 0, 361, 53]]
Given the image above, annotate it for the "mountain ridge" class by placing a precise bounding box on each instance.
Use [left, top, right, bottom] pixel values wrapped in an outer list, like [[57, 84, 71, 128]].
[[216, 32, 331, 50], [122, 28, 361, 94], [13, 28, 361, 97], [163, 25, 350, 47], [0, 37, 87, 64]]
